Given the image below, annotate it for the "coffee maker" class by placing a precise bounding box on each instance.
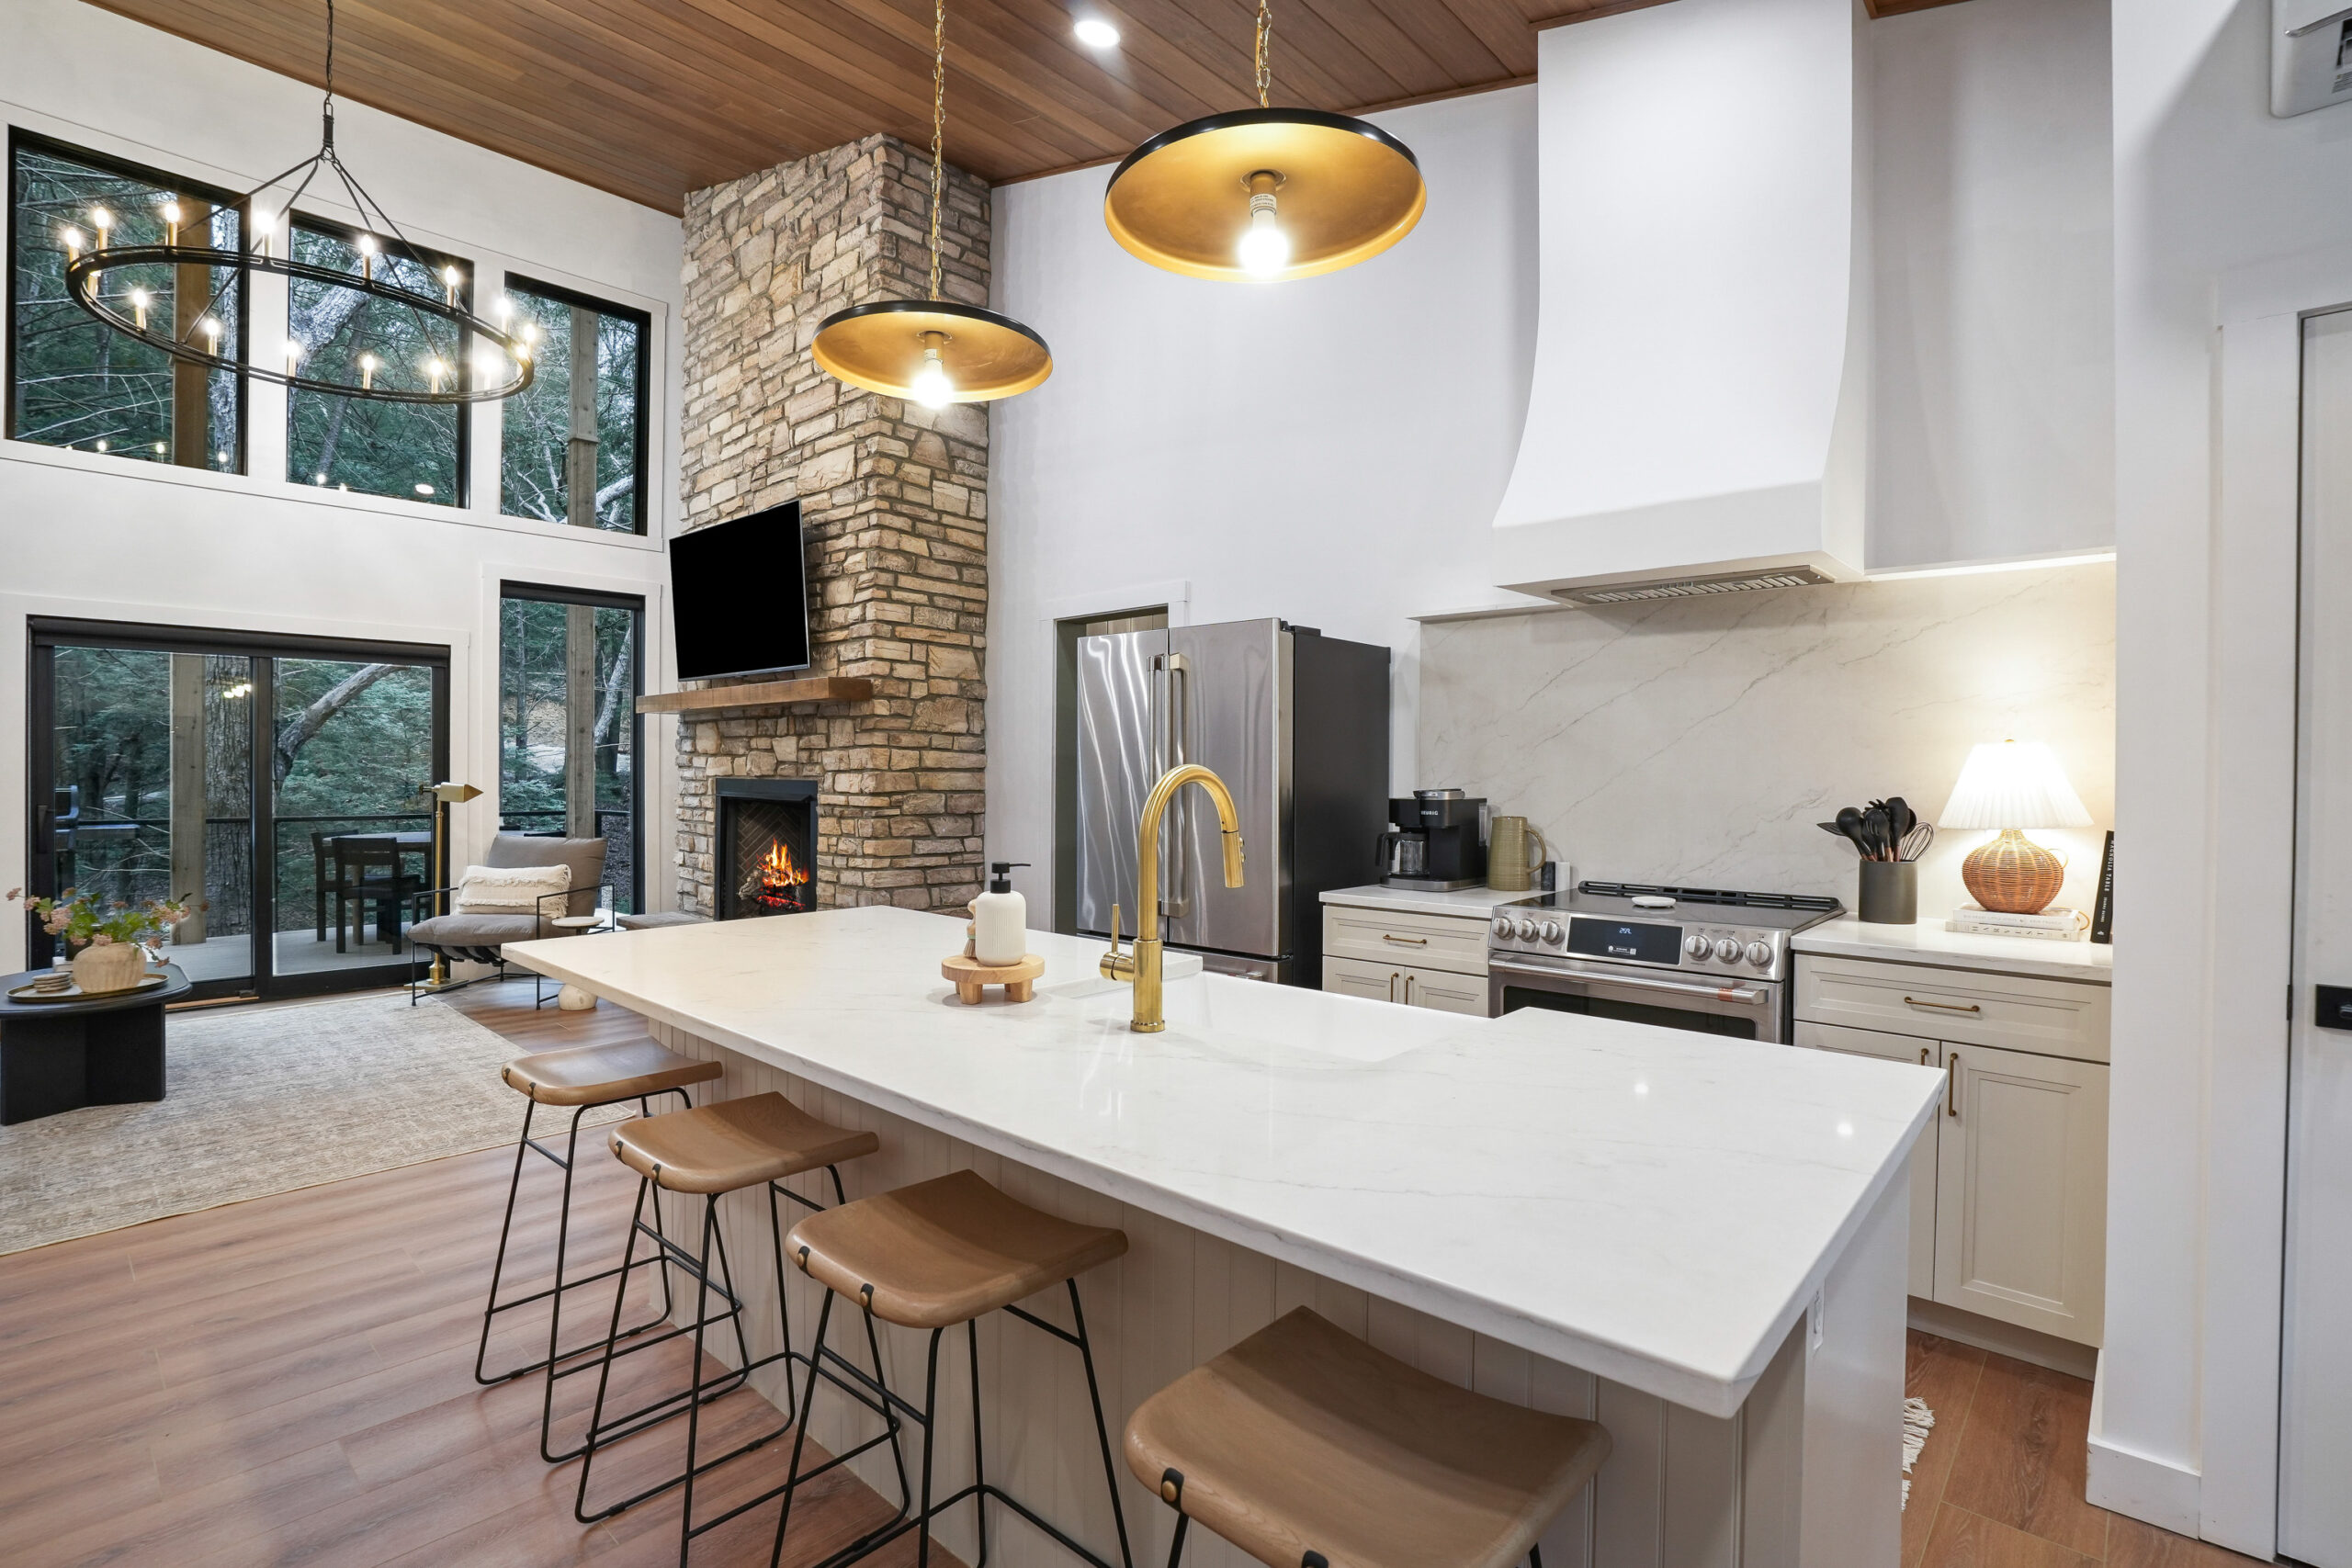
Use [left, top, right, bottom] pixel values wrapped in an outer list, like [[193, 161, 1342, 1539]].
[[1375, 789, 1489, 890]]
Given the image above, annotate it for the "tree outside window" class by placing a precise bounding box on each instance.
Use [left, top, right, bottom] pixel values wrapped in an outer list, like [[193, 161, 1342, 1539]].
[[286, 220, 463, 504], [500, 276, 646, 533], [7, 134, 242, 468]]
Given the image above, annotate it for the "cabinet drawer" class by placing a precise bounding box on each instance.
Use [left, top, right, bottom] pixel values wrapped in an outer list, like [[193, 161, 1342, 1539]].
[[1322, 905, 1490, 976], [1324, 955, 1495, 1017], [1794, 956, 2109, 1063], [1795, 1021, 1938, 1299]]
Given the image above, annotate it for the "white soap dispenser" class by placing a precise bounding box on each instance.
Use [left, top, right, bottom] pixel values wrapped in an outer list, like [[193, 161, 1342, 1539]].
[[972, 862, 1031, 965]]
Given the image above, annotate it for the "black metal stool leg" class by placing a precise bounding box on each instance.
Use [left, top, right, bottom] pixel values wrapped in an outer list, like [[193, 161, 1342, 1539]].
[[1529, 1546, 1544, 1568], [968, 1316, 988, 1568], [768, 1289, 839, 1568], [916, 1326, 945, 1568], [1162, 1515, 1189, 1568], [575, 1176, 653, 1525], [474, 1096, 539, 1383], [1069, 1280, 1135, 1568], [676, 1194, 720, 1568]]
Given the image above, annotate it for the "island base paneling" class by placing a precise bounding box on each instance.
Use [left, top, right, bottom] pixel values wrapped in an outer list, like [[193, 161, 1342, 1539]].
[[634, 1021, 1904, 1568]]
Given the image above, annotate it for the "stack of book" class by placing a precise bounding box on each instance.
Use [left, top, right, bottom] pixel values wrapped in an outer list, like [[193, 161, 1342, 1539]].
[[1946, 905, 2090, 941]]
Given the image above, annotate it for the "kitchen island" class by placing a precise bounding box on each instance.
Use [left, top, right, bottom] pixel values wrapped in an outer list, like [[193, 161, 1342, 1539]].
[[511, 907, 1942, 1568]]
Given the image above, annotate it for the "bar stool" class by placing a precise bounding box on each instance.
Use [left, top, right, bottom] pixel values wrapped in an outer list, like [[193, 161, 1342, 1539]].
[[572, 1090, 895, 1566], [480, 1039, 724, 1460], [769, 1168, 1134, 1568], [1124, 1307, 1612, 1568]]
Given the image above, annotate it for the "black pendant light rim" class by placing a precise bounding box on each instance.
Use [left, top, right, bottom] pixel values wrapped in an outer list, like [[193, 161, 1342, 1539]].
[[1106, 106, 1420, 191], [813, 297, 1051, 356], [63, 244, 533, 405]]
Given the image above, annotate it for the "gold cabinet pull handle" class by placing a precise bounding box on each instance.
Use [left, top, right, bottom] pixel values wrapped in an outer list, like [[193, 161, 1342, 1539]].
[[1947, 1051, 1962, 1118], [1404, 974, 1417, 1006], [1382, 933, 1430, 946], [1387, 971, 1400, 1003], [1905, 995, 1982, 1014], [1919, 1046, 1931, 1066]]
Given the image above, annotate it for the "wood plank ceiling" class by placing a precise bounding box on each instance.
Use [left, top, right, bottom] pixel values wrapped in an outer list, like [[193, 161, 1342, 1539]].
[[85, 0, 1967, 213], [82, 0, 1646, 212]]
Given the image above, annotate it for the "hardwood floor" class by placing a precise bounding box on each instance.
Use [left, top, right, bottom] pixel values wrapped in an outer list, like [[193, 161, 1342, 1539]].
[[1904, 1333, 2266, 1567], [0, 985, 956, 1568], [0, 981, 2283, 1567]]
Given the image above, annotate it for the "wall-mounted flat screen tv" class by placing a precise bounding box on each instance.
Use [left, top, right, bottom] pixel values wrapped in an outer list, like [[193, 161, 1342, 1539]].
[[669, 502, 812, 681]]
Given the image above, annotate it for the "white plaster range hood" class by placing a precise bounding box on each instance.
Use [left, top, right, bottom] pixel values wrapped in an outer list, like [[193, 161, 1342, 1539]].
[[1492, 0, 1871, 604]]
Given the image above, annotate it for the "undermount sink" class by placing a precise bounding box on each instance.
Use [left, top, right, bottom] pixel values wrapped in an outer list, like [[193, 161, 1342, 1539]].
[[1060, 971, 1471, 1064]]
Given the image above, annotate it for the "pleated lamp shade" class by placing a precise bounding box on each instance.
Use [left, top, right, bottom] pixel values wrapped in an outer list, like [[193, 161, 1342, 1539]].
[[1939, 741, 2094, 829]]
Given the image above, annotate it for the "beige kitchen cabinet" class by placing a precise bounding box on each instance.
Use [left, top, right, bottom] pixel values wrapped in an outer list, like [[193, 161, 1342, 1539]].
[[1324, 954, 1490, 1016], [1932, 1040, 2109, 1345], [1321, 901, 1496, 1017], [1795, 1021, 1939, 1299], [1793, 953, 2109, 1348]]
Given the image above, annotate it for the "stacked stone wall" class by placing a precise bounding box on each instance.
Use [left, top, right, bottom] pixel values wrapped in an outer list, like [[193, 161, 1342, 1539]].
[[675, 136, 989, 913]]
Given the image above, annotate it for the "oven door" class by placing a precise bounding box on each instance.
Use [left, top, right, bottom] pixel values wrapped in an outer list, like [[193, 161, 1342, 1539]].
[[1487, 953, 1785, 1043]]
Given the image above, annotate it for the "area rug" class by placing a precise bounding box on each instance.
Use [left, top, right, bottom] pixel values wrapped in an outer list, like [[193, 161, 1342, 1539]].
[[1903, 1396, 1937, 1507], [0, 990, 631, 1257]]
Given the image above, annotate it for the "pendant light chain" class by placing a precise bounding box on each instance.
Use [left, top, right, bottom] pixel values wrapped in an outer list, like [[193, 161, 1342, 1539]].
[[928, 0, 945, 302], [1254, 0, 1273, 107]]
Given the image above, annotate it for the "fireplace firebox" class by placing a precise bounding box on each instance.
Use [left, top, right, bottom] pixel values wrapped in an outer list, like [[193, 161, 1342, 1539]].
[[715, 778, 819, 919]]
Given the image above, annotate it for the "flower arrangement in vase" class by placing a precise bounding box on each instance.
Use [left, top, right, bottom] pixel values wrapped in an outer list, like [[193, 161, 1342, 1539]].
[[6, 887, 196, 995]]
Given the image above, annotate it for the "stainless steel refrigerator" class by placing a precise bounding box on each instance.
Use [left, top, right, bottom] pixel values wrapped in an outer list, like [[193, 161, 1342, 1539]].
[[1071, 618, 1387, 987]]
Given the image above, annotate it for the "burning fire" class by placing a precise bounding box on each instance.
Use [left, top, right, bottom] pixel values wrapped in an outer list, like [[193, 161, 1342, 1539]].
[[745, 837, 810, 912]]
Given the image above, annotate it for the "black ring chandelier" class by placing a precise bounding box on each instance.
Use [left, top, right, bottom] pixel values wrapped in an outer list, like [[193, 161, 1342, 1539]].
[[63, 0, 531, 406]]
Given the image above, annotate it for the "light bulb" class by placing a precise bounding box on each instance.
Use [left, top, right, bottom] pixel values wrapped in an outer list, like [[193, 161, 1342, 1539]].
[[356, 233, 378, 255], [413, 482, 435, 497], [1073, 17, 1120, 47], [60, 226, 84, 258], [95, 439, 108, 452], [358, 352, 380, 389], [910, 340, 954, 410], [283, 337, 304, 373], [160, 199, 182, 243], [128, 288, 151, 328], [88, 207, 112, 234], [1238, 178, 1289, 276], [198, 315, 221, 349], [160, 200, 182, 224]]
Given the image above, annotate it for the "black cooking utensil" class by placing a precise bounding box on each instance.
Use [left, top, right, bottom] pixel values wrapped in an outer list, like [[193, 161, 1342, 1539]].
[[1834, 806, 1873, 858], [1861, 804, 1893, 862], [1886, 795, 1917, 842]]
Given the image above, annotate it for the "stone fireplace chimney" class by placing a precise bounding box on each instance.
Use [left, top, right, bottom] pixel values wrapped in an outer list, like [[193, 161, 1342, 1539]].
[[673, 136, 989, 915]]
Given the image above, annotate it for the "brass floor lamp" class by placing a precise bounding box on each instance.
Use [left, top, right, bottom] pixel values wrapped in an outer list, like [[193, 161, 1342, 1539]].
[[419, 781, 481, 990]]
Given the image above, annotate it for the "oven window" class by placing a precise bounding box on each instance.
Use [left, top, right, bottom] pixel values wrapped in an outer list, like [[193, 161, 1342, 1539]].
[[1498, 985, 1761, 1040]]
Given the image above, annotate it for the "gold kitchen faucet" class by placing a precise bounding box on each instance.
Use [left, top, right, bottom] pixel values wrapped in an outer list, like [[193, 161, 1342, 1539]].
[[1100, 764, 1246, 1032]]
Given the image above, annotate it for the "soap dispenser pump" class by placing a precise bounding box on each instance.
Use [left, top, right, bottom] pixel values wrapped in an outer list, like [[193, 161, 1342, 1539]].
[[972, 862, 1032, 965]]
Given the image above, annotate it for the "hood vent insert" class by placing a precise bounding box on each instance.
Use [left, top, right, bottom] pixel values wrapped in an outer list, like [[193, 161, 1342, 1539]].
[[1555, 565, 1836, 606]]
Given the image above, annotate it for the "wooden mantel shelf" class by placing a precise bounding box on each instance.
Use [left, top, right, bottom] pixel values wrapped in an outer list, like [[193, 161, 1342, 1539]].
[[636, 676, 874, 715]]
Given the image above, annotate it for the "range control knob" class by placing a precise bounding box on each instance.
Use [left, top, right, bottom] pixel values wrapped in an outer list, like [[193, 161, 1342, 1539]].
[[1713, 937, 1742, 964], [1492, 914, 1515, 940], [1745, 941, 1772, 967], [1684, 933, 1711, 958], [1541, 920, 1565, 944], [1517, 919, 1541, 942]]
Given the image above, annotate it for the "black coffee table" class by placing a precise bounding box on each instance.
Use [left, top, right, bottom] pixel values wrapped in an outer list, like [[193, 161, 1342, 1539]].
[[0, 964, 192, 1125]]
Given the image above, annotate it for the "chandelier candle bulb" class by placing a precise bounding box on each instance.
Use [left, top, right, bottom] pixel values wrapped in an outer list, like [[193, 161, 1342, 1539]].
[[88, 208, 110, 248], [425, 356, 447, 393], [60, 226, 83, 262], [282, 337, 302, 373], [198, 314, 220, 349], [127, 288, 149, 329], [355, 232, 377, 281], [161, 199, 181, 244], [441, 265, 461, 305], [251, 210, 273, 257], [358, 351, 379, 389]]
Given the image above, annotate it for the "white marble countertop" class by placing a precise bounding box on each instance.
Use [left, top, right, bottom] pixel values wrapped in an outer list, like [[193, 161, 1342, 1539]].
[[1795, 919, 2114, 983], [510, 907, 1942, 1418], [1319, 882, 1541, 919]]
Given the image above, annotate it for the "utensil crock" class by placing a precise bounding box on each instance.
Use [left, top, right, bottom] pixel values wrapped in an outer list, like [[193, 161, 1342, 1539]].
[[1856, 861, 1918, 925]]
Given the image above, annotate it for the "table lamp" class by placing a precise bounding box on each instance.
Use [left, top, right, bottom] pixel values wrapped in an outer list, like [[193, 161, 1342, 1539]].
[[1939, 740, 2093, 914]]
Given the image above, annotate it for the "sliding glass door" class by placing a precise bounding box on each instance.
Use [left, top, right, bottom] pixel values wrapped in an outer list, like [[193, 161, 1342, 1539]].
[[498, 584, 642, 914], [28, 621, 448, 1000]]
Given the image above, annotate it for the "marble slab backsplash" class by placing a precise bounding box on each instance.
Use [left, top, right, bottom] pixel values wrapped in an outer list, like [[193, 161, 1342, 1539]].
[[1419, 562, 2116, 923]]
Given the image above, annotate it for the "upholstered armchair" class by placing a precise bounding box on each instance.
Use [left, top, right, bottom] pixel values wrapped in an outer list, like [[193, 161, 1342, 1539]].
[[406, 833, 607, 1002]]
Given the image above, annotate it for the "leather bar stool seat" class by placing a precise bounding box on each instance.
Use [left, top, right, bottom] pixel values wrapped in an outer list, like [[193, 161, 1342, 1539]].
[[787, 1168, 1128, 1327], [609, 1090, 881, 1193], [501, 1039, 721, 1106], [1125, 1306, 1612, 1568]]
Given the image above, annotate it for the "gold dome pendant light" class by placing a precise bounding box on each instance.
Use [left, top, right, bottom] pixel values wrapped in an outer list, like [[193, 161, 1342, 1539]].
[[1103, 0, 1426, 281], [810, 0, 1051, 405]]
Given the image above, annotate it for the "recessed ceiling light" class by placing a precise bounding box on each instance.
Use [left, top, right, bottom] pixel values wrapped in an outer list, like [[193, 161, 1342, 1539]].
[[1073, 16, 1120, 48]]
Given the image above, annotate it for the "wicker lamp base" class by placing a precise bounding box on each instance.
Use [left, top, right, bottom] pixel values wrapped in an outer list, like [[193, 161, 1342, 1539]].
[[1962, 828, 2066, 914]]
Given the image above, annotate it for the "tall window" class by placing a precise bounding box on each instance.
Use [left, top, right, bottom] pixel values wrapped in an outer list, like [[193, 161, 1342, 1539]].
[[287, 217, 465, 504], [499, 585, 643, 912], [500, 276, 648, 533], [6, 131, 243, 468]]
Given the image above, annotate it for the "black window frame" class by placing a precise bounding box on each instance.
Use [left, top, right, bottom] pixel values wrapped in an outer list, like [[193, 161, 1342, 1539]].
[[495, 581, 647, 915], [501, 271, 652, 536], [285, 207, 473, 508], [5, 125, 251, 473]]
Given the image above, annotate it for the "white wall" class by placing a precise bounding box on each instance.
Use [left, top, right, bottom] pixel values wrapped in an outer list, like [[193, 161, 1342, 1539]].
[[0, 0, 688, 970], [2098, 0, 2352, 1552], [984, 85, 1544, 903], [985, 1, 2117, 918], [1869, 0, 2114, 568]]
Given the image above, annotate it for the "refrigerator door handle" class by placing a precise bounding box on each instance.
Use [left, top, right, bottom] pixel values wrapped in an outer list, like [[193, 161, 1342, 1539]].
[[1156, 651, 1193, 919]]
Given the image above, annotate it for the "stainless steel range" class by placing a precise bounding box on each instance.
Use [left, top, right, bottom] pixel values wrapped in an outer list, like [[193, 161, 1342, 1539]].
[[1486, 881, 1844, 1043]]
